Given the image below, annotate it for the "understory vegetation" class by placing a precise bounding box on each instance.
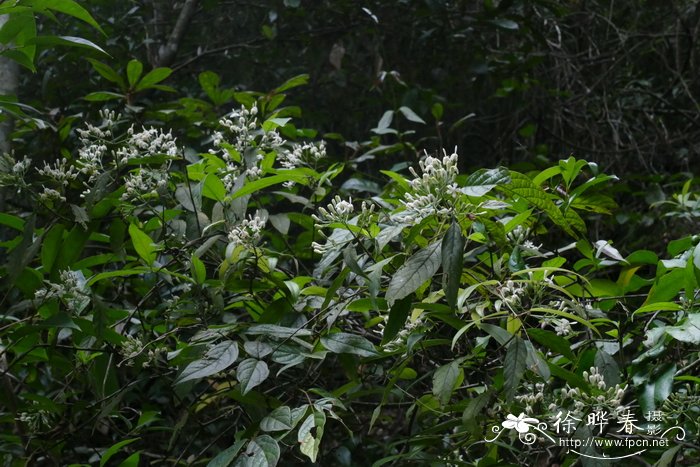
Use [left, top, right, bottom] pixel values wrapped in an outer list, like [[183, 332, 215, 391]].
[[0, 1, 699, 466]]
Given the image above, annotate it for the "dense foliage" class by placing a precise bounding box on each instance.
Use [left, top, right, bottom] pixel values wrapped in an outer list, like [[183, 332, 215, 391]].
[[0, 1, 699, 466]]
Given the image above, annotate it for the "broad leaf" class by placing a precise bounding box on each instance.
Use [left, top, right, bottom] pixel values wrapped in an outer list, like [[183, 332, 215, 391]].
[[321, 332, 378, 357], [504, 336, 527, 401], [260, 406, 294, 432], [386, 240, 442, 305], [461, 167, 510, 197], [135, 67, 173, 92], [128, 223, 156, 265], [174, 341, 239, 385], [237, 358, 269, 395], [237, 435, 280, 467], [433, 359, 463, 405], [126, 59, 143, 87], [442, 220, 464, 309]]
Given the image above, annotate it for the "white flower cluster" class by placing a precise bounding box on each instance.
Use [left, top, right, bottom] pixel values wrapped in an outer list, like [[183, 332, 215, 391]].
[[312, 196, 354, 225], [396, 149, 460, 222], [17, 404, 52, 432], [120, 335, 144, 366], [37, 158, 79, 186], [516, 382, 546, 413], [496, 280, 527, 311], [552, 318, 573, 336], [278, 141, 327, 170], [379, 314, 425, 353], [122, 168, 169, 200], [35, 269, 91, 314], [548, 366, 627, 418], [116, 126, 178, 164], [508, 225, 543, 256], [73, 111, 115, 180], [213, 104, 284, 154], [228, 212, 266, 249], [0, 153, 31, 189]]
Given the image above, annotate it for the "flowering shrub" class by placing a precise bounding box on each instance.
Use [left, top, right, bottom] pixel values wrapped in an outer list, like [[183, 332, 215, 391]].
[[0, 87, 698, 465]]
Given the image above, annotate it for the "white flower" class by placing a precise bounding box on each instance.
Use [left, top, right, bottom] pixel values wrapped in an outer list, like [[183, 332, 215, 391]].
[[228, 212, 266, 249], [502, 413, 539, 433], [37, 158, 79, 185], [35, 269, 90, 313], [394, 148, 460, 222], [312, 196, 354, 225], [553, 318, 572, 336], [117, 126, 178, 164], [278, 141, 326, 169], [122, 169, 169, 200]]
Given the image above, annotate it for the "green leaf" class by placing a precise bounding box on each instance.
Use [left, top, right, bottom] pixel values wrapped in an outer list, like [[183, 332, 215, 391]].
[[28, 35, 108, 55], [207, 440, 246, 467], [41, 224, 64, 273], [442, 220, 464, 309], [594, 350, 620, 387], [135, 67, 173, 92], [28, 0, 105, 35], [386, 240, 442, 306], [246, 324, 313, 338], [87, 267, 150, 286], [633, 302, 682, 317], [100, 438, 138, 467], [0, 212, 25, 231], [492, 18, 519, 30], [201, 173, 226, 201], [376, 110, 394, 131], [527, 328, 574, 361], [83, 91, 124, 101], [174, 340, 239, 385], [665, 313, 700, 344], [228, 171, 312, 200], [260, 406, 294, 432], [382, 296, 411, 345], [504, 336, 527, 401], [653, 363, 676, 402], [128, 223, 156, 265], [126, 59, 143, 87], [274, 73, 309, 93], [117, 452, 140, 467], [499, 171, 577, 237], [321, 332, 378, 357], [432, 359, 463, 405], [237, 358, 269, 395], [240, 435, 280, 467], [87, 59, 125, 89], [398, 106, 425, 124], [190, 254, 206, 284], [461, 167, 510, 197], [298, 411, 325, 463]]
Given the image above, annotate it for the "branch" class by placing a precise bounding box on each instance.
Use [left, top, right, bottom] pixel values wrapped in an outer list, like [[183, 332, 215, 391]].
[[155, 0, 199, 67]]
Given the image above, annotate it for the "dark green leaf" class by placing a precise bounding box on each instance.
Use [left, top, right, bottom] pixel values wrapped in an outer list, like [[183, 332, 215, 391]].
[[382, 296, 411, 345], [386, 240, 442, 305], [126, 59, 143, 87], [135, 67, 173, 91], [321, 332, 378, 357], [433, 359, 463, 405], [174, 340, 239, 385], [504, 336, 527, 401], [442, 220, 464, 309], [237, 358, 269, 395]]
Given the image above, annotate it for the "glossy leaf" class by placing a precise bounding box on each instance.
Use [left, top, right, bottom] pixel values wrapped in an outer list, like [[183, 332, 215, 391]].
[[174, 341, 239, 385], [386, 240, 442, 305], [237, 358, 270, 395]]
